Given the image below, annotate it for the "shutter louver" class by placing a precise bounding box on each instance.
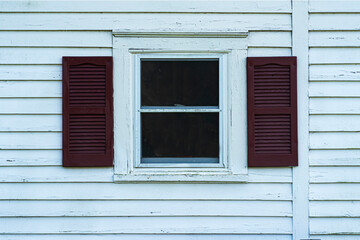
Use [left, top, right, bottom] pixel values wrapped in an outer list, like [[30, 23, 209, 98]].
[[63, 57, 113, 167], [247, 57, 298, 167]]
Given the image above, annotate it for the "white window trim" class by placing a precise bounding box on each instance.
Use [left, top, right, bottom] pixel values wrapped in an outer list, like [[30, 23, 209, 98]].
[[113, 30, 249, 183]]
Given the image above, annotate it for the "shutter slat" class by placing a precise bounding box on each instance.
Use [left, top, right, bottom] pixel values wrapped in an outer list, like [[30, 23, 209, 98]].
[[247, 57, 298, 167], [63, 57, 113, 167]]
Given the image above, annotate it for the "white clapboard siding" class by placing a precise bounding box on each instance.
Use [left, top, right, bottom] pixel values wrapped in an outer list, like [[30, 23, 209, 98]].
[[0, 200, 292, 217], [310, 98, 360, 114], [309, 82, 360, 97], [0, 13, 291, 31], [248, 31, 291, 47], [0, 150, 62, 166], [0, 31, 112, 47], [0, 98, 61, 114], [0, 167, 292, 183], [310, 48, 360, 64], [310, 149, 360, 166], [310, 167, 360, 183], [0, 216, 292, 234], [310, 14, 360, 31], [310, 31, 360, 47], [310, 236, 360, 240], [0, 132, 61, 149], [0, 0, 292, 13], [310, 65, 360, 81], [0, 65, 62, 80], [310, 218, 360, 235], [310, 132, 360, 149], [310, 184, 360, 200], [247, 47, 292, 56], [0, 48, 111, 64], [310, 115, 360, 132], [0, 81, 61, 97], [0, 183, 292, 200], [0, 115, 61, 131], [0, 235, 294, 240], [310, 201, 360, 217], [310, 0, 360, 13]]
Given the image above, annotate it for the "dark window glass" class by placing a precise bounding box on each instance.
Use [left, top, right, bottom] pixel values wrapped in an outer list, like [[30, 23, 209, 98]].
[[141, 113, 219, 162], [141, 60, 219, 106]]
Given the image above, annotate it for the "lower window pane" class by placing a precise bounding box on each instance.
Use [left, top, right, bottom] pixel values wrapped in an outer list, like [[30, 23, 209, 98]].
[[141, 113, 219, 163]]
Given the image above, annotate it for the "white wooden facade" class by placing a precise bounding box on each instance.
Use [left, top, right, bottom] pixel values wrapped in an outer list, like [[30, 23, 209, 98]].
[[0, 0, 359, 239]]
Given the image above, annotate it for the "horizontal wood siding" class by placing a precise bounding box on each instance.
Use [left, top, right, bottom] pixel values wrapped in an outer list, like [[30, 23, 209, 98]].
[[309, 2, 360, 237], [0, 1, 293, 238]]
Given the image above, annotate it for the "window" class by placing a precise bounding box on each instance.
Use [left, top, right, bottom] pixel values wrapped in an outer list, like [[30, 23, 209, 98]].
[[112, 30, 248, 182]]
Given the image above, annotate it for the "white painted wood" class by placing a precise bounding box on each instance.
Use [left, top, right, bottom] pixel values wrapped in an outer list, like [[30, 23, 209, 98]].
[[0, 1, 292, 13], [310, 132, 360, 149], [0, 150, 61, 166], [0, 183, 292, 200], [310, 115, 360, 132], [0, 81, 61, 97], [0, 13, 291, 30], [310, 48, 360, 64], [0, 98, 61, 114], [310, 201, 360, 217], [310, 149, 360, 166], [0, 31, 112, 47], [0, 235, 294, 240], [0, 48, 111, 64], [310, 218, 360, 235], [310, 184, 360, 200], [248, 31, 291, 47], [310, 82, 360, 97], [0, 65, 61, 80], [310, 31, 360, 47], [310, 0, 360, 13], [0, 216, 292, 234], [310, 236, 360, 240], [1, 200, 292, 217], [0, 115, 61, 131], [247, 47, 292, 56], [310, 65, 360, 81], [248, 168, 292, 183], [310, 98, 360, 114], [310, 167, 360, 183], [310, 14, 360, 31], [0, 132, 61, 149]]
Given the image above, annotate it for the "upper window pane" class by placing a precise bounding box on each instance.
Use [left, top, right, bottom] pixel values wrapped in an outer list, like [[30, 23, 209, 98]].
[[141, 59, 219, 106]]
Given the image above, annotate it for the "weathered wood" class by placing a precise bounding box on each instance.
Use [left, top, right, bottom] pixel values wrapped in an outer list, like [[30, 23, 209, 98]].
[[0, 98, 61, 114], [248, 32, 292, 47], [0, 81, 61, 97], [0, 13, 291, 30], [310, 149, 360, 166], [0, 216, 292, 234], [310, 167, 360, 183], [310, 218, 360, 235], [310, 48, 360, 64], [310, 65, 360, 81], [310, 115, 360, 132], [310, 201, 360, 217], [310, 98, 360, 114], [247, 47, 291, 56], [310, 0, 360, 13], [0, 183, 292, 200], [310, 184, 360, 200], [0, 65, 62, 80], [310, 14, 360, 31], [0, 200, 292, 217], [0, 48, 111, 64], [0, 132, 61, 149], [310, 31, 360, 47], [310, 235, 360, 240], [310, 132, 360, 149], [310, 82, 360, 97], [0, 150, 62, 166], [0, 115, 61, 131]]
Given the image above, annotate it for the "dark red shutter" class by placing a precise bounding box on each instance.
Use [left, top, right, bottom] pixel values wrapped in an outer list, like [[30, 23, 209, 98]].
[[247, 57, 298, 167], [62, 57, 113, 167]]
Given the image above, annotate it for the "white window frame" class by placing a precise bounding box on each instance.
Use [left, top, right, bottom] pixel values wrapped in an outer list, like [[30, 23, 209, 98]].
[[113, 30, 249, 182]]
